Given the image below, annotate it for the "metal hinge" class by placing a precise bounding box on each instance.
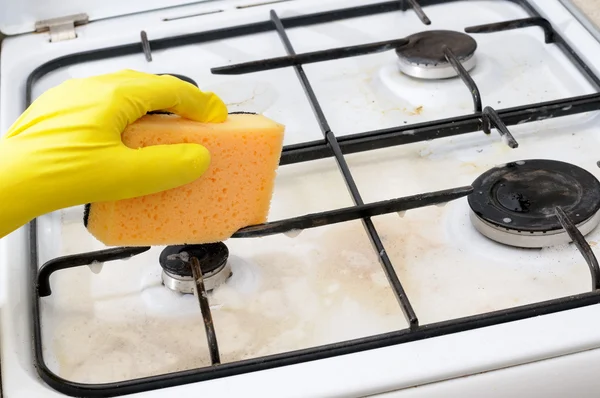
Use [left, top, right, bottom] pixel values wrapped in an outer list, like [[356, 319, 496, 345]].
[[35, 13, 89, 43]]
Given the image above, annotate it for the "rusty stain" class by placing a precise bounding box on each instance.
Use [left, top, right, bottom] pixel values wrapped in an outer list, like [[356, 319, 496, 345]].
[[402, 105, 424, 116], [225, 86, 265, 107], [226, 95, 256, 107], [380, 107, 403, 115], [460, 162, 479, 172], [226, 99, 253, 107]]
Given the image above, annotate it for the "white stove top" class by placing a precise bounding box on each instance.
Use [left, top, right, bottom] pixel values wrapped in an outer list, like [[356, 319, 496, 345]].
[[4, 0, 600, 397]]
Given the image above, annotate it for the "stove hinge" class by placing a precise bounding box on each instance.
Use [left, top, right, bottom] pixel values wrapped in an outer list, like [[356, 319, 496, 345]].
[[34, 13, 89, 43]]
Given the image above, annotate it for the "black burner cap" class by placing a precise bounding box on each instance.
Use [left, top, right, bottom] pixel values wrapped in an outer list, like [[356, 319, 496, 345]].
[[159, 243, 229, 277], [468, 160, 600, 232], [396, 30, 477, 65]]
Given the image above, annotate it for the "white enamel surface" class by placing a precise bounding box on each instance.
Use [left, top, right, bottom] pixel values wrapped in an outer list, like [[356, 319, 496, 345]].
[[4, 0, 600, 396], [0, 0, 216, 35]]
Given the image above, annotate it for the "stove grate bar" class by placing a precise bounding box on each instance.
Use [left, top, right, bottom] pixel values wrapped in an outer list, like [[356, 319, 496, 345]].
[[34, 186, 473, 297], [280, 92, 600, 165], [554, 207, 600, 290], [269, 8, 419, 328], [37, 246, 150, 297], [233, 185, 473, 238], [403, 0, 431, 25], [209, 1, 432, 76], [482, 106, 518, 148], [443, 46, 482, 113], [464, 14, 600, 89], [189, 256, 221, 365], [210, 37, 409, 75], [465, 17, 554, 44], [140, 30, 152, 62]]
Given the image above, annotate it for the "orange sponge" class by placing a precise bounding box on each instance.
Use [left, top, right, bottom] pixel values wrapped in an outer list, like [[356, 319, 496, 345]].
[[84, 113, 285, 246]]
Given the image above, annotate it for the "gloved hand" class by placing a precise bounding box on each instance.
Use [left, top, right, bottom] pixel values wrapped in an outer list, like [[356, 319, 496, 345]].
[[0, 69, 227, 239]]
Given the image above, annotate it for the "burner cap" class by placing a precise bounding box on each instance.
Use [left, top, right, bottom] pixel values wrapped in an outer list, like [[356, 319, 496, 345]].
[[396, 30, 477, 79], [159, 243, 228, 277], [468, 160, 600, 248]]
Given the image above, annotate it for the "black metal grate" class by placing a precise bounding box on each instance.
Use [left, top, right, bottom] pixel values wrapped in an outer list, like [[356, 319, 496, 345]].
[[26, 0, 600, 396]]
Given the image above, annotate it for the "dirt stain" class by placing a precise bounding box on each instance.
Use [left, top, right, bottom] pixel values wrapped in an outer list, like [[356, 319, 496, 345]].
[[410, 105, 424, 115]]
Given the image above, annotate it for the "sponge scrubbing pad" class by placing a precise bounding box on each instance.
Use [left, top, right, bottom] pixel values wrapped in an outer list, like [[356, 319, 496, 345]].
[[84, 113, 285, 246]]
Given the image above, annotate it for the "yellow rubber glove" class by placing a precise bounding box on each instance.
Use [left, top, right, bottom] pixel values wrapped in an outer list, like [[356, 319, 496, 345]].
[[0, 69, 227, 239]]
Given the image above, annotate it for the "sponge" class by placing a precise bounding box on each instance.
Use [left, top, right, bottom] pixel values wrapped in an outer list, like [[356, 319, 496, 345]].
[[84, 113, 285, 246]]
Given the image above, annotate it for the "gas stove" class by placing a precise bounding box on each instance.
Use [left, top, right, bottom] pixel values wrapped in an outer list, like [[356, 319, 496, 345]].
[[4, 0, 600, 397]]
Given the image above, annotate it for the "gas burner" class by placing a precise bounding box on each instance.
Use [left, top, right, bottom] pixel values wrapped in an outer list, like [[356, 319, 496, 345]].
[[395, 30, 477, 79], [468, 160, 600, 248], [159, 243, 232, 294]]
